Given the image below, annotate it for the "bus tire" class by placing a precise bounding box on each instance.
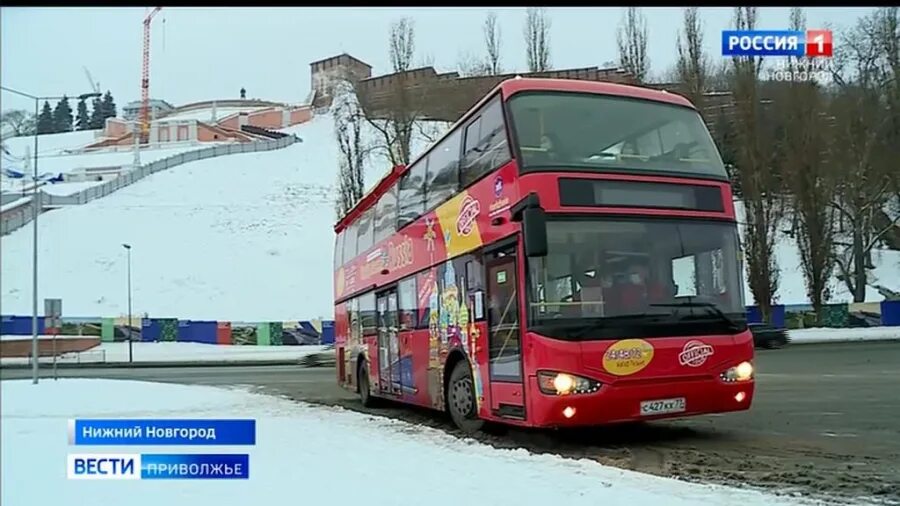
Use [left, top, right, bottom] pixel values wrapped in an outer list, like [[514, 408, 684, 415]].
[[358, 361, 379, 408], [448, 360, 484, 434]]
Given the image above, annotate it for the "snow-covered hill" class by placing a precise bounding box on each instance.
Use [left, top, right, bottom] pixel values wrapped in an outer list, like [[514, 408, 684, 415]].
[[1, 115, 338, 321]]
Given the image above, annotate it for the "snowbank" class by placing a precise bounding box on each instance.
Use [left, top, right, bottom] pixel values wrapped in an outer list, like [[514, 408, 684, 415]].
[[0, 341, 328, 365], [788, 326, 900, 345], [0, 379, 816, 506]]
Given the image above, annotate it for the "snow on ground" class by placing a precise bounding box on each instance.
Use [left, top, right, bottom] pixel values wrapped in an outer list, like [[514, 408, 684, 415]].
[[0, 341, 327, 365], [1, 130, 98, 159], [1, 379, 819, 506], [789, 326, 900, 345], [2, 143, 229, 178], [1, 113, 338, 322], [734, 201, 900, 305]]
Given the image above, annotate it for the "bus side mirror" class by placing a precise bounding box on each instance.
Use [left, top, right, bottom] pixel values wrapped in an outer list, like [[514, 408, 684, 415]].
[[511, 192, 548, 258]]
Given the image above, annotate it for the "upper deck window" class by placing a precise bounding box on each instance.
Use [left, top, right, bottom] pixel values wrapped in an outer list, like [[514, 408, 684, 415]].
[[507, 91, 727, 180]]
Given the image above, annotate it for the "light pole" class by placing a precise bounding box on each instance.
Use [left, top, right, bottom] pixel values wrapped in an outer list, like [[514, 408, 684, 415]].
[[0, 86, 101, 384], [122, 243, 133, 364]]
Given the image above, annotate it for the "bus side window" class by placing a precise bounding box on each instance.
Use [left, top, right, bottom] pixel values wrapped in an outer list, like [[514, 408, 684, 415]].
[[343, 221, 359, 265], [425, 129, 461, 211], [465, 257, 486, 321], [397, 277, 417, 331], [374, 185, 398, 244], [398, 161, 426, 227], [349, 298, 361, 343], [462, 98, 510, 186], [359, 292, 377, 336], [334, 231, 344, 269], [357, 208, 375, 255]]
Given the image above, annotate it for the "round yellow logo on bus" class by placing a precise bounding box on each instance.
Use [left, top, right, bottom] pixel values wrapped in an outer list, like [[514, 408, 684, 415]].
[[602, 339, 655, 376]]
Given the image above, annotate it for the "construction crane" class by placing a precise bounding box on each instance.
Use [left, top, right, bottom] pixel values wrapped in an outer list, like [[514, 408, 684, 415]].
[[82, 67, 101, 94], [139, 6, 162, 144]]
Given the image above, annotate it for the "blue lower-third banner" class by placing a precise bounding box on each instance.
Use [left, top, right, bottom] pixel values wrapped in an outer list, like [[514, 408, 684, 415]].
[[67, 453, 250, 480]]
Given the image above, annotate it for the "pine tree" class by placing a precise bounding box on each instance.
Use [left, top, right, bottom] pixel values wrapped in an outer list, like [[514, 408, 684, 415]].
[[36, 101, 55, 134], [89, 97, 104, 129], [101, 91, 117, 120], [52, 96, 74, 133], [75, 98, 91, 131]]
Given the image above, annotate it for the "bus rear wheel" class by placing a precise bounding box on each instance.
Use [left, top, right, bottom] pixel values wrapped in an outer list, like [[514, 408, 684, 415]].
[[448, 360, 484, 434], [358, 361, 378, 408]]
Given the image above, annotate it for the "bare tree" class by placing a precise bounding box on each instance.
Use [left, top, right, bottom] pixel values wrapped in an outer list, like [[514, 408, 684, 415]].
[[729, 7, 784, 323], [390, 17, 415, 73], [457, 51, 492, 77], [333, 80, 367, 218], [1, 109, 35, 137], [777, 9, 839, 321], [617, 7, 650, 84], [360, 17, 421, 168], [484, 11, 503, 75], [675, 8, 708, 107], [524, 7, 551, 72], [829, 8, 900, 301]]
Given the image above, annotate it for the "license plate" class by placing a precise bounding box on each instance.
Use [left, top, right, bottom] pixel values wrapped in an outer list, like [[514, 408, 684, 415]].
[[639, 397, 686, 416]]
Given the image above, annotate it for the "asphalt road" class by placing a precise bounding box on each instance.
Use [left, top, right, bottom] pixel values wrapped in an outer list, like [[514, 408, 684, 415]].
[[3, 341, 899, 504]]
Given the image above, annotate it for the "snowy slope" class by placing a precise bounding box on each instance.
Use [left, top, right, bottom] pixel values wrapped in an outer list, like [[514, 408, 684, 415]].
[[1, 379, 821, 506], [1, 130, 98, 159], [1, 114, 338, 321], [734, 201, 900, 305]]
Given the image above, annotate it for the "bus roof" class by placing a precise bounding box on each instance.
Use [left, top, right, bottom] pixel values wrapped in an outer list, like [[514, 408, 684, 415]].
[[333, 78, 696, 233]]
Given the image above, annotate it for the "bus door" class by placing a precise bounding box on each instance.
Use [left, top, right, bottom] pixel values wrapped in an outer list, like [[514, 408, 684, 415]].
[[486, 244, 525, 418], [376, 290, 401, 395]]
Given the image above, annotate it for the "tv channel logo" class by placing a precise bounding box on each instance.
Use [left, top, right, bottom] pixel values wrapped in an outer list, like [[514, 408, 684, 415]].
[[67, 453, 250, 480], [722, 30, 832, 57], [67, 454, 141, 480]]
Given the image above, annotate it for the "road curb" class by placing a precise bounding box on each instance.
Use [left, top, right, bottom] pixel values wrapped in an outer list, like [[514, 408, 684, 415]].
[[0, 359, 309, 369]]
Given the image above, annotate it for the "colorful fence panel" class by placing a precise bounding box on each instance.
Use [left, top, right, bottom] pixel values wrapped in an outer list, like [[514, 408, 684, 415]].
[[231, 323, 258, 345], [217, 322, 232, 345], [321, 320, 335, 344], [177, 320, 218, 344], [159, 318, 178, 342], [1, 315, 46, 335], [882, 300, 900, 326], [141, 319, 161, 342], [746, 305, 786, 328]]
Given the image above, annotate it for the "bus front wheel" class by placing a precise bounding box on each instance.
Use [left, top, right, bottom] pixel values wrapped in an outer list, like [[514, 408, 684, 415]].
[[448, 361, 484, 434]]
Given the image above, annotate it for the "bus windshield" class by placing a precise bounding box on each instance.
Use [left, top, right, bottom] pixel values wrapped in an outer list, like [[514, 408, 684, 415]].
[[527, 217, 746, 340], [507, 91, 728, 179]]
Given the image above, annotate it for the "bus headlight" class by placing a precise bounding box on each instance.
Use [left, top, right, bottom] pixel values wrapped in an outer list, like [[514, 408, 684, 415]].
[[537, 371, 601, 395], [720, 361, 754, 382]]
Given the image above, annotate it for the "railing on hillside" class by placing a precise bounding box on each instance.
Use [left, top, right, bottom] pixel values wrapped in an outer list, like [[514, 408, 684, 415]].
[[1, 135, 300, 235]]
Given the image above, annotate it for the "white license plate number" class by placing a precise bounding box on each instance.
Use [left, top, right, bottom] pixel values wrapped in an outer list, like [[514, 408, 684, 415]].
[[639, 397, 686, 416]]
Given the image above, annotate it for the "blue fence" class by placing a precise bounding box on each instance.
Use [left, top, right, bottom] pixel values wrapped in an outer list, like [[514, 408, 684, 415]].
[[2, 315, 337, 344]]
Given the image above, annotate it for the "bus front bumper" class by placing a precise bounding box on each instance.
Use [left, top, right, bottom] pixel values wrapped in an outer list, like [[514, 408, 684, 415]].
[[526, 376, 755, 428]]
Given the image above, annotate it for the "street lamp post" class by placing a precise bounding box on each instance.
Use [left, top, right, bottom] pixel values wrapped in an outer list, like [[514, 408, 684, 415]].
[[0, 86, 102, 385], [122, 243, 133, 364]]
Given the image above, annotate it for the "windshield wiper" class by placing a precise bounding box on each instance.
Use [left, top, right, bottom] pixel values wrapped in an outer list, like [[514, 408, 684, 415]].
[[649, 302, 743, 331]]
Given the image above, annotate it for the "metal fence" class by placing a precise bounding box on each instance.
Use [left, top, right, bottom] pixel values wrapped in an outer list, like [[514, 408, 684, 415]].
[[1, 135, 299, 235]]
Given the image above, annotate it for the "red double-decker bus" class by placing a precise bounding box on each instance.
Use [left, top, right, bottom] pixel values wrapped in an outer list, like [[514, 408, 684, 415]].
[[333, 78, 754, 433]]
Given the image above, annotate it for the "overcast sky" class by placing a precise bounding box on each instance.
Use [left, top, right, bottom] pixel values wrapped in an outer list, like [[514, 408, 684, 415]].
[[1, 7, 876, 112]]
